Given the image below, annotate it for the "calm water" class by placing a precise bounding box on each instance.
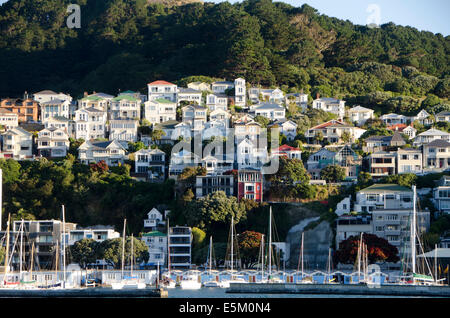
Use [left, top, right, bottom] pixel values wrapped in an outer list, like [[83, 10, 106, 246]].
[[167, 287, 425, 298]]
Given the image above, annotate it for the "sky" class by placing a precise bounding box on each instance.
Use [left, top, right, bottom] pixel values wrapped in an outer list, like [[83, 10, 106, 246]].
[[0, 0, 448, 36]]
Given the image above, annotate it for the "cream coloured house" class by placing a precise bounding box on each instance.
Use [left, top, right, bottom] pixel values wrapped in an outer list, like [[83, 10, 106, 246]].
[[1, 127, 33, 159], [346, 106, 374, 126], [109, 95, 141, 120], [74, 107, 107, 140], [78, 139, 126, 166], [37, 127, 70, 158], [144, 98, 176, 124]]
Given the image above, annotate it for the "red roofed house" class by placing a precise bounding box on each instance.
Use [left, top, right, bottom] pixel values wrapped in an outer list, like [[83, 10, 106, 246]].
[[271, 145, 302, 160], [147, 80, 178, 103], [237, 168, 263, 202], [387, 123, 417, 139]]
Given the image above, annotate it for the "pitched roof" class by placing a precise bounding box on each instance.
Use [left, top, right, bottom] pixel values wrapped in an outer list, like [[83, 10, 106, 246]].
[[417, 128, 450, 136], [310, 120, 351, 130], [112, 95, 139, 102], [254, 103, 284, 110], [148, 80, 175, 86], [360, 184, 412, 193], [34, 90, 58, 95], [425, 139, 450, 148], [276, 145, 301, 152]]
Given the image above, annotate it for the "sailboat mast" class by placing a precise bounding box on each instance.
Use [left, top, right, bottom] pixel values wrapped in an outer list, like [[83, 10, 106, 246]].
[[131, 234, 134, 277], [301, 232, 304, 278], [30, 242, 34, 281], [231, 215, 234, 274], [269, 207, 272, 278], [62, 205, 66, 286], [167, 218, 171, 274], [55, 240, 59, 283], [358, 233, 363, 280], [121, 219, 126, 279], [261, 234, 265, 280], [19, 219, 24, 275], [3, 214, 10, 284], [411, 185, 417, 279], [209, 236, 212, 275]]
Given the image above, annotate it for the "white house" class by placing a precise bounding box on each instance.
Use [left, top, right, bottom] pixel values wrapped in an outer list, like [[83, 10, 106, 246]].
[[37, 127, 70, 158], [413, 109, 434, 126], [251, 103, 286, 121], [147, 80, 178, 102], [78, 139, 126, 166], [177, 87, 202, 105], [271, 144, 302, 160], [68, 226, 120, 246], [236, 138, 268, 169], [0, 109, 18, 130], [211, 81, 234, 94], [269, 120, 297, 141], [143, 208, 166, 231], [42, 116, 74, 138], [249, 87, 285, 104], [346, 106, 374, 126], [1, 127, 33, 159], [312, 97, 345, 119], [168, 149, 201, 179], [209, 109, 231, 127], [108, 119, 138, 147], [109, 95, 141, 120], [234, 78, 246, 107], [413, 128, 450, 147], [40, 98, 71, 120], [433, 176, 450, 214], [380, 113, 409, 126], [436, 111, 450, 123], [33, 90, 72, 104], [134, 148, 166, 180], [206, 93, 228, 112], [144, 98, 177, 125], [74, 107, 107, 140], [78, 93, 112, 111], [182, 105, 208, 131], [141, 231, 167, 267], [305, 120, 366, 144]]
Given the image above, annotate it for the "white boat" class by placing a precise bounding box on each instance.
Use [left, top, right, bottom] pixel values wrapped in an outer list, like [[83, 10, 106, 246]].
[[180, 274, 202, 290], [202, 280, 222, 288], [111, 220, 146, 290], [220, 275, 248, 288], [202, 237, 223, 288]]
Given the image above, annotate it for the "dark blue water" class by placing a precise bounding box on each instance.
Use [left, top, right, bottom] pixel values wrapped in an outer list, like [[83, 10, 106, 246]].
[[167, 287, 424, 298]]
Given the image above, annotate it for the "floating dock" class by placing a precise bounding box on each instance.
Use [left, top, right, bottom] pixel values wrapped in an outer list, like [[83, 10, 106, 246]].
[[0, 287, 167, 298], [227, 283, 450, 297]]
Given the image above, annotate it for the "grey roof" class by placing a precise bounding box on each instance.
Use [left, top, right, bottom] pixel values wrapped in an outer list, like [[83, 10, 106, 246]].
[[254, 103, 284, 110], [40, 98, 67, 105], [425, 139, 450, 148], [365, 135, 392, 142], [436, 111, 450, 116], [178, 88, 201, 94], [34, 90, 58, 95], [154, 120, 180, 130], [92, 92, 114, 99]]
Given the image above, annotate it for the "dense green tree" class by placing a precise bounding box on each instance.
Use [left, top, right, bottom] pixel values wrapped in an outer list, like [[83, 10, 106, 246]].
[[320, 165, 346, 183]]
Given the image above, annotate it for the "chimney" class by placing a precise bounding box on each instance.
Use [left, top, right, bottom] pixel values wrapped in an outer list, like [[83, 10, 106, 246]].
[[83, 91, 88, 97], [316, 93, 320, 99], [24, 91, 28, 100]]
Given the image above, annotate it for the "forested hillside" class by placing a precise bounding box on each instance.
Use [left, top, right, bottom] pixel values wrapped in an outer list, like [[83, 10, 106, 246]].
[[0, 0, 448, 109]]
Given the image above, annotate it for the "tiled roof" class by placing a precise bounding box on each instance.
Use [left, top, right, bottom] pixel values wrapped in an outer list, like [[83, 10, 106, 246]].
[[148, 80, 175, 86]]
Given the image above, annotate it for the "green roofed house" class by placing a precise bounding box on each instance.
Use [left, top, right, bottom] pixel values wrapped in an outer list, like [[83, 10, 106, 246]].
[[144, 98, 177, 125], [78, 92, 113, 112], [354, 184, 413, 213], [110, 95, 141, 120]]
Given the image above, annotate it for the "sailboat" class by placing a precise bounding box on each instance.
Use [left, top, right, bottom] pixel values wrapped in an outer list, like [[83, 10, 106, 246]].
[[266, 206, 283, 283], [220, 215, 247, 288], [161, 218, 175, 288], [202, 236, 222, 288], [111, 219, 146, 289]]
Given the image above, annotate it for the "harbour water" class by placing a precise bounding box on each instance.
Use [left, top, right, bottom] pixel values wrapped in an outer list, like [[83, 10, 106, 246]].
[[166, 287, 429, 298]]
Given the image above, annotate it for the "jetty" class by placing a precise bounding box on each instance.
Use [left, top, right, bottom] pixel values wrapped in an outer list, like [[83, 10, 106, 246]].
[[227, 283, 450, 297], [0, 287, 167, 298]]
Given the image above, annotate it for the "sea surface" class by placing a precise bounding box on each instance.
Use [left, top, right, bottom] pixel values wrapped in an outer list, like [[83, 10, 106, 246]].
[[166, 287, 427, 298]]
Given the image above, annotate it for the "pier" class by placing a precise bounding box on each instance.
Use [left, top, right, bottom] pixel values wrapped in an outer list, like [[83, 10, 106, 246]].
[[0, 287, 167, 298], [227, 283, 450, 297]]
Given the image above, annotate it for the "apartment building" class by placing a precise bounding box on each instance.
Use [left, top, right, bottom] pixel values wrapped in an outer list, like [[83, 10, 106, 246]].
[[195, 174, 235, 198], [168, 226, 192, 269]]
